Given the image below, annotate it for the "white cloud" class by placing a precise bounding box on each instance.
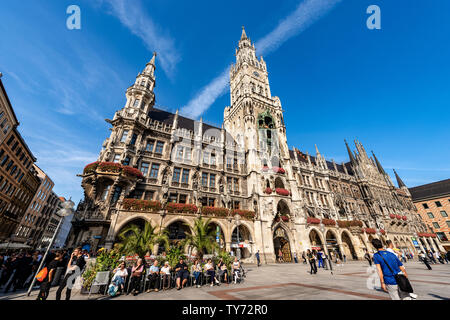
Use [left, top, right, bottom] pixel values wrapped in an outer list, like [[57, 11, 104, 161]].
[[181, 0, 342, 119], [102, 0, 180, 77]]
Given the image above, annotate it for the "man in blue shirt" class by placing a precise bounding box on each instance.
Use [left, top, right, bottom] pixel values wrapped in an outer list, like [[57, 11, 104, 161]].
[[371, 239, 411, 300], [146, 260, 160, 293]]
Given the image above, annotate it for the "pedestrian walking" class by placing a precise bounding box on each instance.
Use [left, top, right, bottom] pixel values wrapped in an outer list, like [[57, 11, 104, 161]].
[[307, 249, 317, 274], [293, 252, 298, 263], [302, 251, 307, 264], [364, 251, 372, 267], [278, 249, 284, 263], [37, 251, 63, 301], [317, 251, 323, 268], [372, 239, 415, 300], [255, 250, 261, 267], [419, 251, 432, 270], [55, 247, 86, 300]]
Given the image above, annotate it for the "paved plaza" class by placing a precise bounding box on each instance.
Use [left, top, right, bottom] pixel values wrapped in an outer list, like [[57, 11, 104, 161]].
[[1, 260, 449, 301]]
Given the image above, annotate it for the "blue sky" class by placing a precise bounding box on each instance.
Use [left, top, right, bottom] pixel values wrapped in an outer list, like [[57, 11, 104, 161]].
[[0, 0, 449, 204]]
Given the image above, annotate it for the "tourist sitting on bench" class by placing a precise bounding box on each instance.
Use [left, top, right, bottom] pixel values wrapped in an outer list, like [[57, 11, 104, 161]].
[[205, 259, 220, 287], [146, 260, 160, 293], [232, 257, 241, 284], [217, 258, 228, 283], [175, 258, 189, 290]]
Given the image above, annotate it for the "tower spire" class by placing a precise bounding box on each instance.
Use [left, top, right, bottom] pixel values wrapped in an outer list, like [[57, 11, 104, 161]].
[[241, 26, 248, 40], [393, 169, 406, 188], [345, 139, 356, 164], [371, 151, 386, 175]]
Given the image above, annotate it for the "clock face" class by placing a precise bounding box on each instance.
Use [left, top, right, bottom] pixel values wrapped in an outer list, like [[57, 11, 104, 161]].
[[253, 71, 260, 77]]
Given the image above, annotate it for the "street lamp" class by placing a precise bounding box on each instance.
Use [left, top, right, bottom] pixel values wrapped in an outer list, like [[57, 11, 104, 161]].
[[234, 214, 241, 260], [27, 199, 75, 296]]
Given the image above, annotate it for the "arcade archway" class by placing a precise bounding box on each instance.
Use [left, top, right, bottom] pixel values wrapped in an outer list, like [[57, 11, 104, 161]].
[[309, 229, 323, 251], [273, 227, 292, 262], [341, 231, 358, 260], [326, 230, 342, 260]]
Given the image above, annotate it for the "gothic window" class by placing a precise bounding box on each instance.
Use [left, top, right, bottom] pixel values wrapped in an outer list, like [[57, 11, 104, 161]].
[[144, 190, 154, 200], [176, 146, 184, 161], [209, 174, 216, 188], [140, 162, 149, 177], [133, 99, 140, 108], [111, 186, 122, 204], [130, 134, 138, 146], [201, 173, 208, 187], [203, 151, 210, 165], [233, 178, 239, 192], [172, 168, 181, 182], [101, 185, 111, 201], [123, 157, 131, 166], [113, 154, 120, 163], [181, 169, 190, 184], [121, 130, 129, 143], [210, 153, 216, 166], [155, 141, 164, 154], [149, 164, 160, 178]]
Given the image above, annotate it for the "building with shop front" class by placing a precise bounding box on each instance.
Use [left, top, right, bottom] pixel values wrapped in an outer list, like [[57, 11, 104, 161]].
[[67, 28, 439, 262], [0, 76, 40, 243], [410, 179, 450, 252]]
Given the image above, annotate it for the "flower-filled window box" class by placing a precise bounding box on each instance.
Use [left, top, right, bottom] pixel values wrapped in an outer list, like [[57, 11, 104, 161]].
[[262, 166, 269, 172], [402, 216, 407, 221], [337, 220, 350, 228], [275, 188, 290, 196], [281, 216, 290, 222], [122, 199, 161, 212], [389, 214, 396, 219], [98, 162, 122, 173], [321, 218, 336, 226], [202, 207, 229, 217], [122, 166, 144, 179], [395, 214, 402, 220], [349, 220, 363, 227], [380, 229, 386, 235], [166, 203, 198, 214], [264, 188, 273, 194], [430, 234, 437, 238], [307, 217, 321, 224], [272, 167, 286, 174], [364, 228, 376, 234], [84, 162, 99, 175], [232, 209, 256, 220]]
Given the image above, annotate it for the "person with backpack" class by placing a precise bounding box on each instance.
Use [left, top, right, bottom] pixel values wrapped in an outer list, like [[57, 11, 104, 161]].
[[371, 239, 415, 300], [37, 251, 63, 301]]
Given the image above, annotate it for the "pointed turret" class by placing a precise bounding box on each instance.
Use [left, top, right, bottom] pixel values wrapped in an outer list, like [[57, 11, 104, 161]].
[[372, 151, 386, 175], [144, 52, 157, 76], [345, 139, 356, 164], [241, 26, 248, 40], [393, 169, 406, 188]]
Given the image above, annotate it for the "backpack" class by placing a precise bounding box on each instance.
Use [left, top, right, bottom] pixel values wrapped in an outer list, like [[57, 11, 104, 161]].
[[35, 267, 48, 282]]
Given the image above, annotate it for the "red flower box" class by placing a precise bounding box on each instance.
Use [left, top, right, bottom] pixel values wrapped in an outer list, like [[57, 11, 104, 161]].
[[389, 214, 395, 219], [123, 199, 161, 211], [98, 162, 122, 173], [402, 216, 407, 221], [84, 162, 99, 174], [364, 228, 376, 234], [380, 229, 386, 235], [395, 214, 402, 220], [122, 166, 144, 179], [430, 234, 437, 238], [262, 166, 269, 172], [264, 188, 273, 194], [307, 217, 321, 224], [166, 203, 198, 214], [321, 218, 336, 226], [272, 167, 285, 174], [202, 207, 229, 217], [232, 209, 256, 220], [275, 188, 290, 196], [349, 220, 363, 227], [281, 216, 289, 222]]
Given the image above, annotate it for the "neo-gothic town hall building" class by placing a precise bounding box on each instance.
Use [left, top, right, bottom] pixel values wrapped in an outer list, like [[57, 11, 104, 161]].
[[67, 29, 443, 263]]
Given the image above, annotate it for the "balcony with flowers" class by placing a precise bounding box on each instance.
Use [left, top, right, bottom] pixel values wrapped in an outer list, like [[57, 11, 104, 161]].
[[232, 209, 256, 220], [272, 167, 286, 174], [264, 187, 273, 194], [83, 162, 144, 180], [122, 199, 162, 212], [321, 218, 336, 226], [307, 217, 321, 225], [166, 203, 198, 214], [202, 207, 229, 218], [363, 228, 376, 234], [275, 188, 290, 196]]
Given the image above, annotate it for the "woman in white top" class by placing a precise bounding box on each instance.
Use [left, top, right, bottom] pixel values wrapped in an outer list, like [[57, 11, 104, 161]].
[[160, 262, 171, 289], [112, 261, 128, 293], [205, 259, 219, 287]]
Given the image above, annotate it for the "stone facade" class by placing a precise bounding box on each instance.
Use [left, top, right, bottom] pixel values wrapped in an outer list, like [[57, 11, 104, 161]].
[[67, 29, 438, 262], [0, 77, 40, 242]]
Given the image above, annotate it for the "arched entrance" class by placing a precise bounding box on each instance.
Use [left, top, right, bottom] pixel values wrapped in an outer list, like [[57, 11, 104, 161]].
[[326, 230, 342, 260], [309, 229, 323, 251], [273, 227, 292, 262], [208, 221, 226, 251], [232, 224, 252, 259], [341, 231, 357, 260], [164, 220, 191, 253]]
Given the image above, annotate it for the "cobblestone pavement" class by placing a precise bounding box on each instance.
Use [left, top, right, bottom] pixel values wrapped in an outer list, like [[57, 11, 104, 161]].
[[1, 260, 449, 301]]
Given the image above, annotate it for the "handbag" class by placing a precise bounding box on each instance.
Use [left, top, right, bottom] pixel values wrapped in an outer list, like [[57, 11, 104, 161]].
[[377, 252, 413, 293], [35, 267, 48, 282]]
